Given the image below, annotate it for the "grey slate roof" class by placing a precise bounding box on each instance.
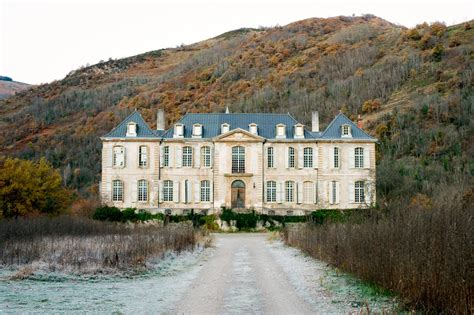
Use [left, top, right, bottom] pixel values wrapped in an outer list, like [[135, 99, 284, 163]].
[[102, 111, 376, 141], [319, 113, 375, 140], [103, 111, 158, 138], [161, 113, 315, 139]]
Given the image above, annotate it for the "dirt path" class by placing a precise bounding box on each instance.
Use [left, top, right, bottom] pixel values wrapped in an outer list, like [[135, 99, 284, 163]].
[[172, 234, 396, 314]]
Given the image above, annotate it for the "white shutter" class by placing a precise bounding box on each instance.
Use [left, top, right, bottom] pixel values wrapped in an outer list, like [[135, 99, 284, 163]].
[[328, 181, 333, 205], [195, 181, 200, 203], [122, 147, 127, 167], [159, 146, 164, 167], [176, 147, 182, 168], [364, 148, 370, 169], [168, 146, 174, 167], [297, 182, 303, 204], [195, 147, 201, 168], [187, 180, 192, 203], [277, 182, 283, 203], [131, 179, 137, 202], [349, 182, 355, 203], [313, 147, 318, 169], [298, 146, 303, 169], [174, 181, 180, 203], [313, 182, 318, 204], [159, 181, 164, 202], [210, 146, 214, 168], [285, 147, 289, 168], [210, 181, 213, 202], [335, 182, 340, 204], [349, 148, 355, 168], [182, 181, 187, 203]]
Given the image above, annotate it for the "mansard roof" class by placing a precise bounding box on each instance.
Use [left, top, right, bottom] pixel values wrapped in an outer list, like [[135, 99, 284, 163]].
[[162, 113, 316, 139], [319, 113, 376, 140], [102, 111, 157, 138]]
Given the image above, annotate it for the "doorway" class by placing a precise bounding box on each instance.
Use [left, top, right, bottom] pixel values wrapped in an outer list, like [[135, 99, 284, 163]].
[[231, 180, 245, 209]]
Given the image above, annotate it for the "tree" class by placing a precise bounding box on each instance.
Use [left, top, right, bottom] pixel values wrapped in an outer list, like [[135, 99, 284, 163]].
[[0, 157, 73, 218]]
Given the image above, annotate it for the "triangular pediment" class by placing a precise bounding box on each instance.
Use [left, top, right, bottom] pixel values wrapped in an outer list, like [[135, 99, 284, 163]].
[[213, 128, 264, 142]]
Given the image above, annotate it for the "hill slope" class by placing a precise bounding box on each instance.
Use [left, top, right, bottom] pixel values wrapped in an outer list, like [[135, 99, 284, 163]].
[[0, 15, 472, 202], [0, 76, 31, 100]]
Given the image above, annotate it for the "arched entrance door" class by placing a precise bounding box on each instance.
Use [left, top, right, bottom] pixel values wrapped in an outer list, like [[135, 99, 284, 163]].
[[231, 180, 245, 209]]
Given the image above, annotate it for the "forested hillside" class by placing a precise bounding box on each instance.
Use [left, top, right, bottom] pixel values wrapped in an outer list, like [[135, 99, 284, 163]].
[[0, 15, 472, 204]]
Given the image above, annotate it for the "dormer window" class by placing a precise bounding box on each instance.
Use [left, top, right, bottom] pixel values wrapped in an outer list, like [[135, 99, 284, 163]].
[[221, 123, 230, 134], [174, 123, 184, 138], [192, 123, 202, 138], [276, 124, 286, 139], [249, 123, 258, 135], [294, 123, 304, 139], [126, 122, 137, 137], [341, 124, 352, 138]]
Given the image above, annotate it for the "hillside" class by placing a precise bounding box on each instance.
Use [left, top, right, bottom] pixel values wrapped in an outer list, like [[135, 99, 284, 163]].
[[0, 76, 31, 100], [0, 15, 472, 202]]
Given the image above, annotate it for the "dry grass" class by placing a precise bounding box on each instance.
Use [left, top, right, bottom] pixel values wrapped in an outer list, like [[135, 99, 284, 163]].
[[283, 191, 473, 314], [0, 216, 199, 273]]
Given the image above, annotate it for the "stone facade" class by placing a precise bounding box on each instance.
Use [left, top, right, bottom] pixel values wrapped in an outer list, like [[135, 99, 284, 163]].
[[100, 110, 377, 215]]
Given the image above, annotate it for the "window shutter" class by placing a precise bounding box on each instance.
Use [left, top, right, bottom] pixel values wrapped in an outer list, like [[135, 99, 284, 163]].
[[298, 146, 303, 169], [195, 147, 201, 168], [209, 181, 213, 202], [195, 181, 200, 203], [297, 182, 303, 204], [349, 148, 355, 168], [328, 181, 333, 205], [313, 147, 318, 169], [313, 182, 318, 204], [159, 181, 164, 202], [349, 182, 355, 203], [285, 147, 289, 168], [364, 148, 370, 169], [174, 181, 180, 203], [277, 182, 283, 203], [335, 182, 340, 204], [131, 179, 137, 202], [182, 181, 187, 203], [122, 147, 127, 167], [159, 146, 164, 167], [176, 147, 182, 168]]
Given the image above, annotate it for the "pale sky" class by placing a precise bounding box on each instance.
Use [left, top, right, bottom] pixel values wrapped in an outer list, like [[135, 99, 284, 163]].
[[1, 0, 472, 84]]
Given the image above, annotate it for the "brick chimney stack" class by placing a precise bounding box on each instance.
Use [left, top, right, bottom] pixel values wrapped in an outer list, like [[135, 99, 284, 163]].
[[357, 115, 363, 129], [157, 109, 165, 130], [312, 111, 319, 132]]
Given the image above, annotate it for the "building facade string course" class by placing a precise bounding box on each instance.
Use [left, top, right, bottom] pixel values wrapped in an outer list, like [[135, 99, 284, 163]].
[[100, 109, 377, 215]]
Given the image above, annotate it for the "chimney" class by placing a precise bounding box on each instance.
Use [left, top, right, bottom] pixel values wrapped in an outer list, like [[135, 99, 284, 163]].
[[157, 109, 165, 130], [357, 114, 363, 129], [312, 111, 319, 132]]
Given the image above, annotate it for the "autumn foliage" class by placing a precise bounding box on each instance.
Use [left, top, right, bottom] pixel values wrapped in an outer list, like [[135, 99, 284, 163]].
[[0, 157, 73, 218]]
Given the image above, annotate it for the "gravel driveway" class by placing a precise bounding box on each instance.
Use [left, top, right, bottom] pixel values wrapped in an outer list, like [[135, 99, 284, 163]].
[[173, 233, 396, 314]]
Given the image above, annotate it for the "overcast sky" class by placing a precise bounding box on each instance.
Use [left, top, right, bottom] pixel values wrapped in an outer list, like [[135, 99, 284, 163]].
[[1, 0, 472, 84]]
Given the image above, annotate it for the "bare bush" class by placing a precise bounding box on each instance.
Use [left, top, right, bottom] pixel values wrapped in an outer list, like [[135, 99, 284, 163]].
[[283, 190, 473, 313], [0, 216, 198, 273]]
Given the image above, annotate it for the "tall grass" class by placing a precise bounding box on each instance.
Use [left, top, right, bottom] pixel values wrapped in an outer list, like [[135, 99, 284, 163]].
[[0, 216, 199, 273], [283, 191, 473, 313]]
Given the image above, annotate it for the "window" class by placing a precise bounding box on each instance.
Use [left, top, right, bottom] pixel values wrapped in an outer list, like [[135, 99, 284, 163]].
[[303, 147, 313, 168], [200, 180, 211, 202], [138, 179, 148, 202], [332, 181, 337, 204], [276, 124, 286, 138], [288, 147, 295, 168], [139, 145, 148, 167], [267, 147, 274, 168], [303, 181, 313, 204], [182, 146, 193, 167], [174, 124, 184, 138], [294, 124, 304, 138], [126, 122, 137, 137], [232, 146, 245, 173], [355, 147, 364, 168], [113, 146, 125, 167], [266, 181, 276, 202], [201, 146, 211, 167], [342, 125, 351, 137], [285, 181, 294, 202], [221, 123, 230, 134], [193, 124, 202, 137], [249, 123, 258, 135], [163, 146, 169, 167], [163, 180, 173, 202], [355, 181, 365, 203], [333, 147, 340, 168], [112, 180, 123, 201]]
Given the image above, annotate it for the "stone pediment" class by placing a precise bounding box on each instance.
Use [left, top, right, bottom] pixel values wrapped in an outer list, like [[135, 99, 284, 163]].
[[213, 128, 264, 142]]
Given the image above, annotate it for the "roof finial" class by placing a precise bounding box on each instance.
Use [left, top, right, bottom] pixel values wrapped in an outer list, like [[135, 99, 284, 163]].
[[225, 106, 230, 114]]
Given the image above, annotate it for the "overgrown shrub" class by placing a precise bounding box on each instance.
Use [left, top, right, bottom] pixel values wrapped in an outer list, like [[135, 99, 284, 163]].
[[92, 206, 163, 222]]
